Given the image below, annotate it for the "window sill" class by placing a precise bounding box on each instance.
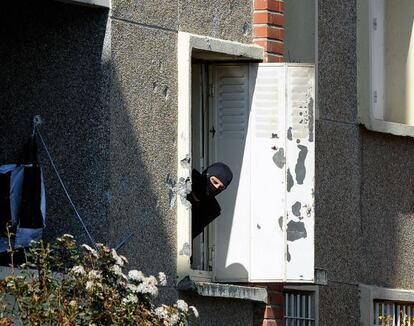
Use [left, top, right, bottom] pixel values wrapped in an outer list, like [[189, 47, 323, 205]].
[[177, 276, 268, 303], [57, 0, 110, 8], [360, 117, 414, 138]]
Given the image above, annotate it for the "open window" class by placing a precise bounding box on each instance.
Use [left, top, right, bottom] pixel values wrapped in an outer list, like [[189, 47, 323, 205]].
[[358, 0, 414, 136], [189, 60, 255, 279], [177, 33, 315, 284]]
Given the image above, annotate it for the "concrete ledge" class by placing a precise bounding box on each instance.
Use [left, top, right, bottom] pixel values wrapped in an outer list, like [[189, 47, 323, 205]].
[[177, 276, 268, 303], [55, 0, 110, 8]]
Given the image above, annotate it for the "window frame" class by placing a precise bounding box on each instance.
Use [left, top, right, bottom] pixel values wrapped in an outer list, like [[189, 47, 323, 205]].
[[176, 32, 263, 284], [359, 284, 414, 326], [283, 285, 319, 326], [357, 0, 414, 137]]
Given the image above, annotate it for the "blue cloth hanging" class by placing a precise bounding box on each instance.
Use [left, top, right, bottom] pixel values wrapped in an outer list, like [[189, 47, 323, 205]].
[[0, 137, 46, 254]]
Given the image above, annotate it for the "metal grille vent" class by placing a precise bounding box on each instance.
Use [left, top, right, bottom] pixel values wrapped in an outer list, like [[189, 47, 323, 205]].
[[374, 301, 414, 326], [284, 291, 315, 326]]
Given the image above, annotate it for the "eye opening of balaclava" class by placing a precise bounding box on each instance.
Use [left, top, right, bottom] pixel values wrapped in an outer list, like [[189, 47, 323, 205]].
[[203, 162, 233, 198]]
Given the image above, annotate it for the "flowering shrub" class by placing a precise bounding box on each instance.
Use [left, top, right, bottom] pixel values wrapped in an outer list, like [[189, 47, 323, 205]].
[[0, 234, 198, 325], [379, 313, 414, 326]]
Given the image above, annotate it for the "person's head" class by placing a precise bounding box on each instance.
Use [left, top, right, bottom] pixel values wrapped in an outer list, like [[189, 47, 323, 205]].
[[203, 162, 233, 197]]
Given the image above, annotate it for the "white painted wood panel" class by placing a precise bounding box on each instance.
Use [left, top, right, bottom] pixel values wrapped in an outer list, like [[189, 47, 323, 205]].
[[213, 65, 252, 282], [213, 64, 315, 282]]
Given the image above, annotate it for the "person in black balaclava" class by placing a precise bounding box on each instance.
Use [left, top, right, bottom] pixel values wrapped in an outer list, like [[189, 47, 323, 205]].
[[188, 162, 233, 239]]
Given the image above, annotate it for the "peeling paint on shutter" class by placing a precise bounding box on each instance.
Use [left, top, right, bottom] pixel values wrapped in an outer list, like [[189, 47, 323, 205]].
[[285, 65, 315, 282], [212, 63, 315, 283], [249, 64, 286, 281]]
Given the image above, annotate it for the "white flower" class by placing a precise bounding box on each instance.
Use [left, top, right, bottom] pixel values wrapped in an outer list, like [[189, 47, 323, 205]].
[[120, 255, 128, 264], [85, 281, 94, 290], [168, 313, 180, 325], [122, 294, 138, 305], [127, 284, 139, 293], [88, 270, 102, 280], [146, 275, 158, 286], [69, 300, 77, 308], [111, 249, 124, 266], [158, 272, 167, 286], [189, 306, 199, 318], [136, 278, 159, 297], [63, 234, 74, 239], [128, 270, 145, 282], [71, 265, 86, 276], [110, 265, 127, 279], [81, 244, 98, 258], [154, 306, 168, 320], [176, 299, 188, 313]]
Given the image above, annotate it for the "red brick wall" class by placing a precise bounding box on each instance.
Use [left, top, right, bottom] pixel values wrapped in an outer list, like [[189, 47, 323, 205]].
[[253, 0, 284, 63], [254, 283, 284, 326]]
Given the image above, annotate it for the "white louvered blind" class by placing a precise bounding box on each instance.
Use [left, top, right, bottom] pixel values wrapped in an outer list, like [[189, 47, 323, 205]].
[[217, 67, 249, 139], [213, 65, 251, 282]]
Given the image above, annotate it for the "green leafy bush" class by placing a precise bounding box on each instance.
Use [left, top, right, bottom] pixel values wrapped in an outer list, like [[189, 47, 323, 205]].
[[0, 234, 198, 325]]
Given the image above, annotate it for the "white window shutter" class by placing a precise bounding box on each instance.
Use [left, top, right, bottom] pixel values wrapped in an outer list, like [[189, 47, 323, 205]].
[[212, 64, 252, 282], [285, 65, 315, 282], [249, 64, 286, 282], [212, 63, 315, 283]]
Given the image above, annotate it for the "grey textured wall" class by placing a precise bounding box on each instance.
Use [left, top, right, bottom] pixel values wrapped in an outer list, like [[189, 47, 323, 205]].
[[317, 0, 414, 325], [108, 17, 178, 284], [0, 0, 255, 324], [316, 0, 362, 325], [112, 0, 253, 43], [0, 0, 111, 247], [361, 130, 414, 289], [108, 0, 254, 321]]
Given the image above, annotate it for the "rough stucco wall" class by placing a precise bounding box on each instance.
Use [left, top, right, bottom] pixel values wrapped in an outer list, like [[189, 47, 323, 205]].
[[0, 0, 111, 246], [318, 0, 357, 123], [181, 294, 254, 326], [318, 283, 359, 326], [0, 0, 255, 324], [316, 0, 362, 325], [112, 0, 253, 43], [178, 0, 253, 43], [318, 0, 414, 324], [109, 1, 254, 323], [108, 19, 178, 282], [111, 0, 178, 30], [315, 120, 362, 284], [361, 130, 414, 289]]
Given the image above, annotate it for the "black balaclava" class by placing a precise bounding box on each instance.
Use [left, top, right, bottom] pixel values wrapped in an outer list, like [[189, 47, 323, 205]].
[[203, 162, 233, 198]]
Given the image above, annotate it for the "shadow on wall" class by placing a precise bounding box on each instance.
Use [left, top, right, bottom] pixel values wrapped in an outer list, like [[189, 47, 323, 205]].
[[0, 0, 177, 282], [361, 128, 414, 289]]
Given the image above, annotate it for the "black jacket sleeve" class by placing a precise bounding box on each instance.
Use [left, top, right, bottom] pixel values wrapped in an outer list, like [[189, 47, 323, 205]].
[[191, 196, 221, 239]]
